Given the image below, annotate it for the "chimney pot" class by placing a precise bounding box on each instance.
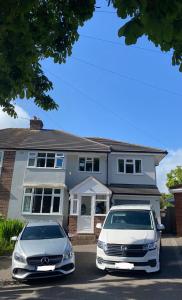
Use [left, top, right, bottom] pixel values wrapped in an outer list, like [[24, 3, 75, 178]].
[[30, 117, 43, 130]]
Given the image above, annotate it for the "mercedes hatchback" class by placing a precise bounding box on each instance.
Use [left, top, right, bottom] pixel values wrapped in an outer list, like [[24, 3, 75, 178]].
[[11, 221, 75, 280]]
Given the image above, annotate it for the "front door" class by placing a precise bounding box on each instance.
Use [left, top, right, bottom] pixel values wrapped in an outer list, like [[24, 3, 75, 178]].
[[77, 196, 93, 233]]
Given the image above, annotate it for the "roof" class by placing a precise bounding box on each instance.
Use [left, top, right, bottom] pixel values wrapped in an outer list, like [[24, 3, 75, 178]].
[[0, 128, 167, 155], [110, 204, 152, 211], [109, 184, 161, 196], [0, 128, 110, 152], [87, 137, 167, 154]]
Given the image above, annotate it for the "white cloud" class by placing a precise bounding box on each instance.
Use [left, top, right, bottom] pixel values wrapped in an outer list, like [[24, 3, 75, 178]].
[[0, 105, 30, 129], [156, 149, 182, 193]]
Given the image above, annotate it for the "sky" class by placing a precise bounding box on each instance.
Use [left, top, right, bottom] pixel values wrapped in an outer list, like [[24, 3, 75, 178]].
[[0, 1, 182, 193]]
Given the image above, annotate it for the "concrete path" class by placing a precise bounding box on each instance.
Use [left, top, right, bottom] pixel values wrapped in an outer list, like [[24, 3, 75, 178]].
[[0, 236, 182, 300]]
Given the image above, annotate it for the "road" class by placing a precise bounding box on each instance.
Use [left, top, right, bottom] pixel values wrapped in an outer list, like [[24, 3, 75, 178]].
[[0, 236, 182, 300]]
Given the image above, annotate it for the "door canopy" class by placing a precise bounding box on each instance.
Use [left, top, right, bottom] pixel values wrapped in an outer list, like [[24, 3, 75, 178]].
[[70, 176, 112, 195]]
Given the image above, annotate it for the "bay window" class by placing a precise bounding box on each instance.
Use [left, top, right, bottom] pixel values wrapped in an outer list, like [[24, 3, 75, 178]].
[[28, 152, 64, 169], [22, 188, 62, 214]]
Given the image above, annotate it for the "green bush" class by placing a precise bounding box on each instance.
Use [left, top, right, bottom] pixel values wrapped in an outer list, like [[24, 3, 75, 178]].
[[0, 219, 24, 242], [0, 239, 14, 256]]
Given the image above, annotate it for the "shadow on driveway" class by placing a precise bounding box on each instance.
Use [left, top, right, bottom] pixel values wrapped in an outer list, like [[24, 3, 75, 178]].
[[0, 237, 182, 300]]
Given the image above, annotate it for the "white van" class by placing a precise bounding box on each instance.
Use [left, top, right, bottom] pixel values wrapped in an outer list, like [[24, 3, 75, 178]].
[[96, 204, 164, 273]]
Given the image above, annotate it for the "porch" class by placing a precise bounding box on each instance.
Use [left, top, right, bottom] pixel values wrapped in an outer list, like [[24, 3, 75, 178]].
[[68, 177, 111, 237]]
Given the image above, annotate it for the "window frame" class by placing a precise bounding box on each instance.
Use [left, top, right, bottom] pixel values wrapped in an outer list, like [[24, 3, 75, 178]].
[[94, 194, 109, 216], [70, 194, 79, 215], [117, 158, 142, 175], [27, 152, 64, 169], [22, 187, 62, 215], [0, 151, 4, 168], [78, 156, 100, 173]]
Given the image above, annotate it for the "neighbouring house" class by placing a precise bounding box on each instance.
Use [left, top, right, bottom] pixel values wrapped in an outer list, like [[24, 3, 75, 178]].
[[0, 117, 167, 238], [170, 185, 182, 236]]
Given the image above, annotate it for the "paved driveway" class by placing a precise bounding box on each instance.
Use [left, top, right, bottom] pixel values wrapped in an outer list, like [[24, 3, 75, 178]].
[[0, 236, 182, 300]]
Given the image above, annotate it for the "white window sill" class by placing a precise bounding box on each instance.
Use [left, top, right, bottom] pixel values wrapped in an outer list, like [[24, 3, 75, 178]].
[[94, 214, 107, 216], [117, 172, 143, 176], [27, 167, 65, 170], [22, 212, 62, 216], [78, 170, 101, 174]]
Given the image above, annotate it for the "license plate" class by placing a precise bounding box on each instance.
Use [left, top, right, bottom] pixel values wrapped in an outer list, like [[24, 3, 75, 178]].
[[115, 262, 134, 270], [37, 265, 55, 271]]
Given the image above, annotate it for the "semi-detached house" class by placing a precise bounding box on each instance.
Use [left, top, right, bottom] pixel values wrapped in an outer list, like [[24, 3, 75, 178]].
[[0, 118, 167, 237]]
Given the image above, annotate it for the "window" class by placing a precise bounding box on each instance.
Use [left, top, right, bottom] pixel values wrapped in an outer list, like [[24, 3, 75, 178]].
[[27, 152, 64, 169], [103, 210, 154, 230], [118, 159, 142, 174], [21, 225, 65, 240], [70, 194, 78, 215], [22, 188, 62, 214], [0, 151, 4, 167], [95, 194, 107, 215], [79, 157, 100, 172], [118, 159, 124, 173]]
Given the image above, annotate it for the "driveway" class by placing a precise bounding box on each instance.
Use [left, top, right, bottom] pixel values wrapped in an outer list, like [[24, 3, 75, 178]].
[[0, 236, 182, 300]]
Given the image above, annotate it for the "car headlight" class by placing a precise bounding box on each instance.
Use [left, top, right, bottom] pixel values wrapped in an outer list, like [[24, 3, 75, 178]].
[[143, 242, 157, 251], [97, 240, 107, 251], [63, 245, 73, 260], [14, 252, 26, 263]]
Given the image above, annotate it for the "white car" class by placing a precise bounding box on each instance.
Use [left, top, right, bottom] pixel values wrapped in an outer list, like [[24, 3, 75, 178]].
[[11, 221, 75, 280], [96, 204, 164, 273]]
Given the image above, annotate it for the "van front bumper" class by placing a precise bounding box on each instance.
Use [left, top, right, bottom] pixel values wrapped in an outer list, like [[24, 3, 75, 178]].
[[96, 248, 160, 273]]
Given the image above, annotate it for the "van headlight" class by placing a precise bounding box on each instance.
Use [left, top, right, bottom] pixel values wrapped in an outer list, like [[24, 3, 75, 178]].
[[97, 240, 107, 251], [143, 242, 157, 251], [14, 252, 26, 263]]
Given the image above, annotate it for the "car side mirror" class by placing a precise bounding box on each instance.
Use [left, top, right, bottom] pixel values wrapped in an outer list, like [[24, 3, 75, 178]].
[[157, 224, 165, 231], [96, 223, 102, 229], [68, 233, 73, 240], [11, 236, 18, 242]]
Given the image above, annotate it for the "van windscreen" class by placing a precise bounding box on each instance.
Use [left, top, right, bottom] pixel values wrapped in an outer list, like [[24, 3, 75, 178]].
[[103, 210, 154, 230]]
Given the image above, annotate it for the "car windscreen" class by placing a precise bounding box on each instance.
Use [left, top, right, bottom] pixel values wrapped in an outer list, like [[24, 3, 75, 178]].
[[103, 210, 154, 230], [21, 225, 65, 240]]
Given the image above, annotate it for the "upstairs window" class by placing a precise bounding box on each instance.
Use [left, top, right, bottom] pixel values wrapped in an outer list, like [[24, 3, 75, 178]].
[[28, 152, 64, 169], [0, 151, 3, 167], [79, 157, 100, 172], [118, 159, 142, 174]]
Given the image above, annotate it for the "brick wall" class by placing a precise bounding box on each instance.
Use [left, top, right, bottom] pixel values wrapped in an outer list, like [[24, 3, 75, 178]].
[[68, 215, 106, 237], [174, 192, 182, 236], [0, 151, 16, 217], [68, 216, 78, 234], [94, 215, 106, 238]]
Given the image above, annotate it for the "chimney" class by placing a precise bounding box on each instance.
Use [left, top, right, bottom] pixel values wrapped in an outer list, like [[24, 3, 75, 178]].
[[30, 116, 43, 130]]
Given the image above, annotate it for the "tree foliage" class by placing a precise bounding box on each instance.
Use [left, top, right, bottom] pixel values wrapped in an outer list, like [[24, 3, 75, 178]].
[[0, 0, 95, 117], [160, 193, 173, 209], [166, 166, 182, 188], [1, 0, 182, 116], [112, 0, 182, 71]]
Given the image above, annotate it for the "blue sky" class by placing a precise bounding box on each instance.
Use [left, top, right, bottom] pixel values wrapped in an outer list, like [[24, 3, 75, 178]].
[[0, 1, 182, 192], [13, 1, 182, 151]]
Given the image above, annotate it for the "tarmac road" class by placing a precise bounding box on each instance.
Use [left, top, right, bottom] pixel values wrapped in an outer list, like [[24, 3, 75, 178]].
[[0, 236, 182, 300]]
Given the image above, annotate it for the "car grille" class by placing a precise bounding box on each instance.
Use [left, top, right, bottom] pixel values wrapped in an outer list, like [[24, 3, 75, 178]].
[[27, 255, 63, 266], [104, 244, 147, 257]]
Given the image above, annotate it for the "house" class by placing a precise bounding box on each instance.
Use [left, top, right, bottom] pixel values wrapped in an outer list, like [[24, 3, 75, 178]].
[[0, 117, 167, 237]]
